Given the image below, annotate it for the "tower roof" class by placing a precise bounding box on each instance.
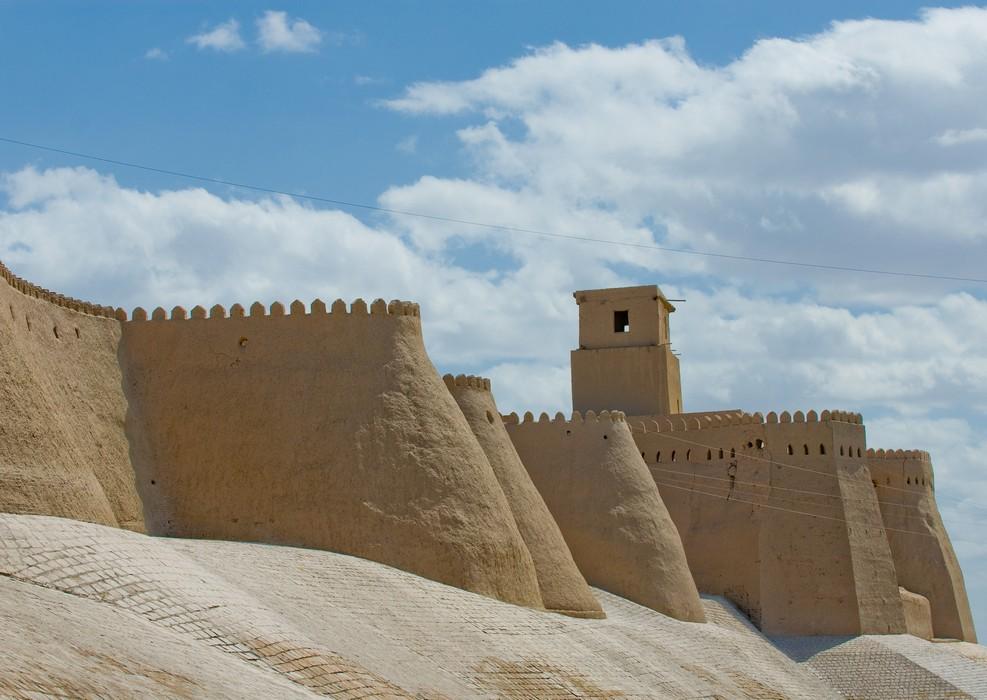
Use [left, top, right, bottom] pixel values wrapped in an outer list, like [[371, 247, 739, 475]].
[[573, 285, 676, 313]]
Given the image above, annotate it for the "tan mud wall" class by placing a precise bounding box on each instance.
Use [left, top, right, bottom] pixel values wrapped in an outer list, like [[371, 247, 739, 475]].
[[631, 410, 906, 635], [0, 263, 144, 531], [899, 587, 935, 641], [445, 375, 603, 619], [505, 410, 706, 622], [869, 449, 977, 642], [119, 299, 543, 608]]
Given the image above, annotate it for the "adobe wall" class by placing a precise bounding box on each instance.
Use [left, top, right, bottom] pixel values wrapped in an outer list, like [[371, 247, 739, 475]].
[[504, 409, 706, 623], [630, 409, 906, 635], [0, 261, 144, 531], [899, 587, 935, 641], [444, 374, 604, 619], [868, 449, 977, 642], [118, 299, 543, 609]]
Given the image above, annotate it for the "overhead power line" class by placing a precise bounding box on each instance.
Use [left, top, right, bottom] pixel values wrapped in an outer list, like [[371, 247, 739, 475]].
[[1, 135, 986, 285]]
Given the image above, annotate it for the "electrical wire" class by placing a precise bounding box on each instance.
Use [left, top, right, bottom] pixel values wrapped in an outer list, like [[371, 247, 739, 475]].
[[1, 135, 986, 285], [637, 428, 944, 498], [652, 478, 938, 538]]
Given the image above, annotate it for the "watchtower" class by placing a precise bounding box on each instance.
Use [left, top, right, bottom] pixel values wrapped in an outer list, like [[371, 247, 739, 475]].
[[570, 285, 683, 416]]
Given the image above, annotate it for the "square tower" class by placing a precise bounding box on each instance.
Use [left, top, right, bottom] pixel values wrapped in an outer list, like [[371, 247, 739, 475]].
[[570, 285, 683, 416]]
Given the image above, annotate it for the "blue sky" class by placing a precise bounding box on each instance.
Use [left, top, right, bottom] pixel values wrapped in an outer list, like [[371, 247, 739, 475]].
[[2, 1, 987, 638]]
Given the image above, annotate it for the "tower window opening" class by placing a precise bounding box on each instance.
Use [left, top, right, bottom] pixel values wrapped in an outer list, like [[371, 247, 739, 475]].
[[686, 449, 691, 461], [613, 309, 630, 333], [819, 444, 826, 455], [804, 444, 809, 455], [730, 448, 736, 459], [706, 449, 712, 461], [671, 450, 677, 462], [718, 448, 724, 459], [857, 448, 862, 457], [787, 444, 794, 455], [756, 439, 765, 449], [656, 451, 661, 462], [840, 446, 844, 456]]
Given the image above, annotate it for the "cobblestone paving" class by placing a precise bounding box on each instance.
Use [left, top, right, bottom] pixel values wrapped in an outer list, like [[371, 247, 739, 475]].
[[771, 635, 980, 699], [0, 515, 409, 699], [1, 514, 984, 699]]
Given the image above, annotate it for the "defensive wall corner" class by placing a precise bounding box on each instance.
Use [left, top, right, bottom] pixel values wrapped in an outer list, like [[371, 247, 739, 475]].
[[0, 260, 120, 319]]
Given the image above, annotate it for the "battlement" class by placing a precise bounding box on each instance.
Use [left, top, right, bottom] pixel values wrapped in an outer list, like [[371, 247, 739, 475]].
[[866, 448, 931, 462], [501, 409, 628, 427], [441, 374, 491, 393], [124, 298, 421, 322], [1, 259, 424, 325], [0, 259, 119, 319], [630, 409, 863, 433]]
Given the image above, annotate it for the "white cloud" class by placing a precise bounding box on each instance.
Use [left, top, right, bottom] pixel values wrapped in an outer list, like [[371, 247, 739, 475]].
[[396, 135, 418, 154], [936, 127, 987, 146], [355, 75, 384, 86], [144, 47, 168, 61], [186, 19, 245, 53], [256, 10, 322, 53]]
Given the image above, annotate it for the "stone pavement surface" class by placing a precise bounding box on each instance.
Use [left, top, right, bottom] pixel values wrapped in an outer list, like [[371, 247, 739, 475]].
[[0, 514, 984, 699]]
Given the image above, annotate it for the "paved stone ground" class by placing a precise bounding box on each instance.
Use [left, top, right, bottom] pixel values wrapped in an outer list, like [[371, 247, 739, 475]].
[[0, 514, 984, 699], [771, 634, 987, 699]]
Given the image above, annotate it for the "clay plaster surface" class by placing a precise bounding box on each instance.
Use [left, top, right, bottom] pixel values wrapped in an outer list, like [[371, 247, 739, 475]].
[[445, 374, 604, 618], [2, 514, 985, 699], [869, 451, 977, 642], [0, 276, 144, 531], [631, 412, 907, 636], [119, 302, 542, 609], [505, 412, 706, 623]]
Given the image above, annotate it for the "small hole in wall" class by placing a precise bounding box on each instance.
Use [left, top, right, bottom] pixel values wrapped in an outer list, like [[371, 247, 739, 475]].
[[238, 336, 248, 348], [150, 480, 156, 485], [603, 434, 608, 440], [747, 441, 753, 449], [74, 328, 80, 338], [756, 439, 765, 449], [565, 429, 572, 435], [485, 410, 495, 424]]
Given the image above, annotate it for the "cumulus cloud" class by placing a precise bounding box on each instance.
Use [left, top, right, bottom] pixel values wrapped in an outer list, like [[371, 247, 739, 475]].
[[385, 7, 987, 302], [256, 10, 322, 53], [186, 19, 245, 52]]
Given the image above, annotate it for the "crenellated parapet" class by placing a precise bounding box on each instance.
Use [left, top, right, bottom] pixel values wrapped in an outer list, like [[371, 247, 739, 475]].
[[441, 374, 491, 393], [0, 259, 119, 318], [124, 298, 421, 323], [629, 409, 862, 434], [501, 409, 627, 426], [867, 448, 931, 462]]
